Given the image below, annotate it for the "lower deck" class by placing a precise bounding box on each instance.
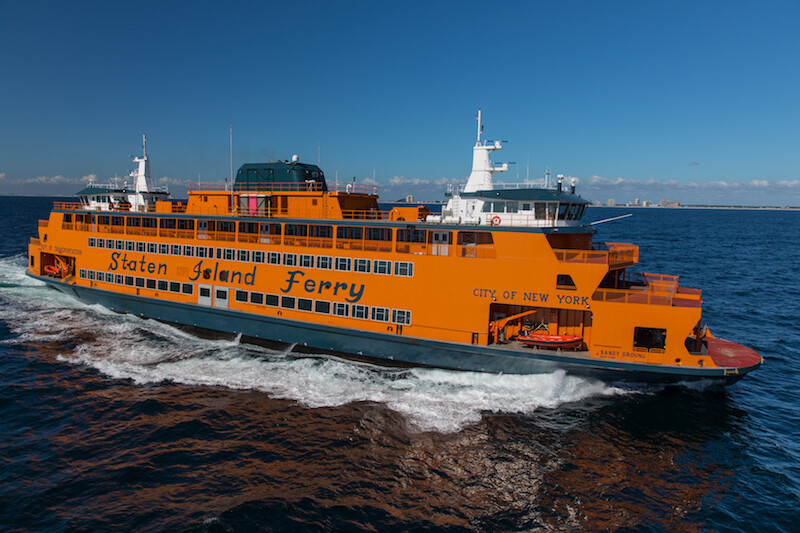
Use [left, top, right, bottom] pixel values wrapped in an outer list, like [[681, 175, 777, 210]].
[[29, 272, 760, 384]]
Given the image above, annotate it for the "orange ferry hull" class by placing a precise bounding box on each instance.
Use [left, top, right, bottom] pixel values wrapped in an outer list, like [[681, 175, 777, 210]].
[[30, 273, 761, 385]]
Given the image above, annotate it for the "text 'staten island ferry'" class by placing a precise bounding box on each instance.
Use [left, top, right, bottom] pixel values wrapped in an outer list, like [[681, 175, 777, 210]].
[[27, 113, 763, 384]]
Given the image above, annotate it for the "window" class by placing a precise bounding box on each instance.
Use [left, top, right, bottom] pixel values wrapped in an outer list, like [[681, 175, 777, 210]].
[[169, 281, 181, 292], [79, 269, 87, 279], [181, 283, 193, 295], [200, 287, 211, 298], [235, 290, 249, 303], [371, 307, 390, 322], [373, 260, 392, 275], [125, 241, 135, 251], [183, 245, 194, 257], [365, 227, 392, 242], [352, 304, 369, 319], [237, 249, 250, 262], [171, 244, 182, 255], [299, 254, 314, 268], [252, 251, 265, 263], [106, 239, 114, 248], [160, 218, 177, 229], [239, 221, 259, 235], [88, 271, 96, 281], [316, 256, 332, 270], [394, 261, 413, 277], [281, 296, 296, 309], [297, 298, 313, 312], [397, 228, 427, 243], [309, 225, 333, 239], [267, 252, 281, 265], [158, 280, 168, 291], [223, 249, 235, 261], [633, 327, 667, 350], [159, 243, 169, 254], [283, 253, 297, 267], [557, 274, 576, 289], [137, 241, 146, 253], [115, 240, 124, 250], [265, 294, 279, 307], [285, 224, 308, 237], [354, 258, 371, 273], [146, 279, 157, 289], [314, 300, 331, 314], [147, 242, 157, 253], [392, 309, 412, 325], [89, 237, 97, 248], [333, 302, 349, 317], [135, 277, 145, 288], [335, 257, 351, 271], [217, 220, 235, 234], [250, 292, 264, 305], [115, 274, 124, 284]]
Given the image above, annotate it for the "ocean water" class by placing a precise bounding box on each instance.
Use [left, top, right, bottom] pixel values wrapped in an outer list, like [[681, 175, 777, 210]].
[[1, 197, 798, 532]]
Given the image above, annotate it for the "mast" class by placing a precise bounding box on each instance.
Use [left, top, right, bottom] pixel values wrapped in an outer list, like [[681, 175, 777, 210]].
[[463, 109, 508, 193], [229, 124, 234, 215]]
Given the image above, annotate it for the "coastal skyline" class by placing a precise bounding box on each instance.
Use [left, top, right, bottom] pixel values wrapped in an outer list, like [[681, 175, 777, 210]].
[[1, 1, 799, 206]]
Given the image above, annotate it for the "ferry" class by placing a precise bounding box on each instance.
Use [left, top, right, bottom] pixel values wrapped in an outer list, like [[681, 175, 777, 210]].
[[27, 114, 763, 384]]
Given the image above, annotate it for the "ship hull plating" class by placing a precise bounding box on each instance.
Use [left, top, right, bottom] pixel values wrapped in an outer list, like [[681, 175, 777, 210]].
[[34, 275, 753, 385]]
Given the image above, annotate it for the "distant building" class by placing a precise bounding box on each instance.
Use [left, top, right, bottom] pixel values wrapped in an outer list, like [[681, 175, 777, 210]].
[[606, 199, 616, 207], [659, 200, 680, 207]]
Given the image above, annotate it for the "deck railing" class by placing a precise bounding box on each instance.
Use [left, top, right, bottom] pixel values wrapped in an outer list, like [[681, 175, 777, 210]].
[[553, 242, 638, 268], [592, 272, 681, 306], [188, 181, 379, 195]]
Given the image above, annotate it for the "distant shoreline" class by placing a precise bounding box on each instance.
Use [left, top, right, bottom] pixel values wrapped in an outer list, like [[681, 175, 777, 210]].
[[591, 204, 800, 211]]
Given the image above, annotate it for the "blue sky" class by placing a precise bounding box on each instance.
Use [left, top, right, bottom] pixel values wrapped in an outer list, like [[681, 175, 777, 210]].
[[1, 1, 799, 205]]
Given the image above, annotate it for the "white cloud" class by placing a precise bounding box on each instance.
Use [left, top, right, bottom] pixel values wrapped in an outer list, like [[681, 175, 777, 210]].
[[0, 172, 5, 181], [157, 176, 189, 186], [387, 176, 431, 186], [361, 177, 379, 186], [29, 175, 75, 184], [433, 176, 466, 186]]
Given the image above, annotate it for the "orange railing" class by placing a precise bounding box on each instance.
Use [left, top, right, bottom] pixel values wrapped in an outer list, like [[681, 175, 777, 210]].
[[188, 181, 379, 195], [606, 242, 639, 266], [553, 249, 609, 264], [553, 242, 638, 267], [592, 272, 680, 306]]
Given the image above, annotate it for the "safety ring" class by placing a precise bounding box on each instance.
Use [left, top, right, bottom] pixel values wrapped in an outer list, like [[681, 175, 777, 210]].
[[491, 216, 502, 226]]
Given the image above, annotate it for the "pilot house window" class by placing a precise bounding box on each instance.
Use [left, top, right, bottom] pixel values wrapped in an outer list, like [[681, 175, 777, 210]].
[[633, 327, 667, 350]]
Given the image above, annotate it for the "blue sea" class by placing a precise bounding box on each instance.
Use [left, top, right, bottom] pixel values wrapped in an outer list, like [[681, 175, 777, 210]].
[[1, 197, 798, 532]]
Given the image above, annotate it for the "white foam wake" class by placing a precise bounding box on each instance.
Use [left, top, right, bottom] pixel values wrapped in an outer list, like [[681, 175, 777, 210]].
[[0, 255, 627, 432]]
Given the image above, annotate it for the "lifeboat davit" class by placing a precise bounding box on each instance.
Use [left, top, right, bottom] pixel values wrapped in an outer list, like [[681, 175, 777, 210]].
[[517, 333, 583, 350]]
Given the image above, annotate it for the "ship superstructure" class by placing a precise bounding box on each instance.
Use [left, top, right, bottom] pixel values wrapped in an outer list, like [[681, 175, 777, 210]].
[[26, 117, 762, 384]]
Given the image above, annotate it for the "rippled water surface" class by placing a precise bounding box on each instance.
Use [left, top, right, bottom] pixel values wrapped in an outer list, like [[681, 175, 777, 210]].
[[1, 197, 798, 531]]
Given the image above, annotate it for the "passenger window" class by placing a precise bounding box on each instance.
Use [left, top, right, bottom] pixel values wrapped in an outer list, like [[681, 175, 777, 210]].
[[633, 327, 666, 350]]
